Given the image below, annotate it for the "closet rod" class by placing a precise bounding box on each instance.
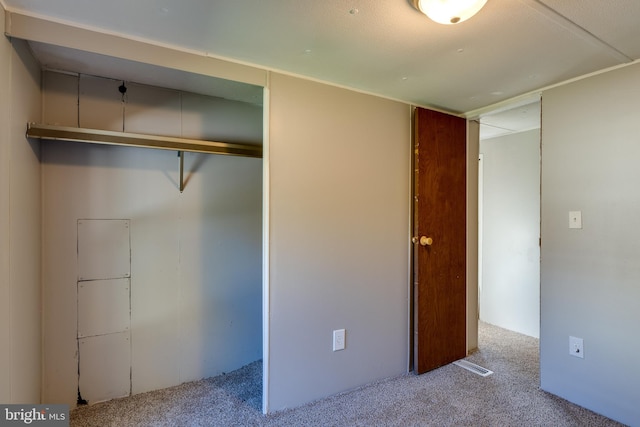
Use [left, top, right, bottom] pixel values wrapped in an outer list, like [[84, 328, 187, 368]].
[[26, 123, 263, 158]]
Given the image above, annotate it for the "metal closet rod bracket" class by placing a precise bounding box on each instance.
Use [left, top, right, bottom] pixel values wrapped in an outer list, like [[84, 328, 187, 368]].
[[26, 123, 263, 193], [178, 151, 184, 193]]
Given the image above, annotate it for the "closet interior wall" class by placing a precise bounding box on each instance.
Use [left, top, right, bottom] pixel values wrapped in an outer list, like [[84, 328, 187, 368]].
[[41, 70, 264, 406]]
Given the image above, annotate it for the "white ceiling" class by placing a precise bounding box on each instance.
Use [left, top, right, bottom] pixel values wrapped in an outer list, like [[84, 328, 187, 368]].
[[480, 98, 540, 139], [4, 0, 640, 130]]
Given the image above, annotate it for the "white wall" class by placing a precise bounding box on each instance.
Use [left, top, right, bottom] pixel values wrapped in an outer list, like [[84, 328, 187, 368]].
[[0, 10, 43, 403], [540, 63, 640, 425], [480, 129, 540, 338], [41, 72, 263, 405], [266, 73, 411, 411]]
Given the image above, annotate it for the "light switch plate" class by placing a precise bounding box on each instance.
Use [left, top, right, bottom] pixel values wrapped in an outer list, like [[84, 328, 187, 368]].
[[569, 211, 582, 229], [333, 329, 345, 351]]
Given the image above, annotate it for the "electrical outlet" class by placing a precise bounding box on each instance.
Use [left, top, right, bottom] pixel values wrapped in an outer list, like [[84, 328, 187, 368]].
[[569, 336, 584, 359], [333, 329, 345, 352], [569, 211, 582, 229]]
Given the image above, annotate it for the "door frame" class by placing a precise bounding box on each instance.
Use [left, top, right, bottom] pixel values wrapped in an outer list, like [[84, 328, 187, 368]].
[[466, 119, 480, 353]]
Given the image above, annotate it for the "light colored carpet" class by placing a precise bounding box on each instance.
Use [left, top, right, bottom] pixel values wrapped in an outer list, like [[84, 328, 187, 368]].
[[70, 322, 625, 426]]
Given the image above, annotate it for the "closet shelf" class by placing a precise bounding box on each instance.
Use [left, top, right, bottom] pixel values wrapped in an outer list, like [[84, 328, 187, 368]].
[[26, 123, 263, 158]]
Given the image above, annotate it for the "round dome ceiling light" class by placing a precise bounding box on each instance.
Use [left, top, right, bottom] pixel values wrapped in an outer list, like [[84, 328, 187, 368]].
[[411, 0, 488, 25]]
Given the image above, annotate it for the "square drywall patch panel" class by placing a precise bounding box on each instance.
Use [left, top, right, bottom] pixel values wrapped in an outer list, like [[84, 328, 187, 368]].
[[78, 219, 131, 281], [78, 278, 131, 338], [78, 331, 131, 404]]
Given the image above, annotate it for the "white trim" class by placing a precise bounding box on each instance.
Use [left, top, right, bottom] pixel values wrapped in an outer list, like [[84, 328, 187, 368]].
[[478, 153, 483, 318], [261, 81, 271, 414], [465, 92, 542, 120], [466, 119, 480, 354]]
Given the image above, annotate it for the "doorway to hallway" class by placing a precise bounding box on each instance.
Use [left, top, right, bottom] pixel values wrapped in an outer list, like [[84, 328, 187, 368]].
[[478, 100, 541, 339]]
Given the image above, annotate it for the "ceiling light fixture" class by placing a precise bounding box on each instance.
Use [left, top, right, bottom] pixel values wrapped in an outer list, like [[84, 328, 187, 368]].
[[411, 0, 488, 24]]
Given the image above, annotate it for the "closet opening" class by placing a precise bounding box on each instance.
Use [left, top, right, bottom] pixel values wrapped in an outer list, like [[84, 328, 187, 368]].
[[36, 51, 266, 411]]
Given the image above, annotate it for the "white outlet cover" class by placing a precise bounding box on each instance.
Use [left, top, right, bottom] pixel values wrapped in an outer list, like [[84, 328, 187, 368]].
[[569, 336, 584, 359]]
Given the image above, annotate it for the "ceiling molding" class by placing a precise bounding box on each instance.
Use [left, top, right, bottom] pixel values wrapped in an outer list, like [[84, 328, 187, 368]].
[[465, 93, 541, 120]]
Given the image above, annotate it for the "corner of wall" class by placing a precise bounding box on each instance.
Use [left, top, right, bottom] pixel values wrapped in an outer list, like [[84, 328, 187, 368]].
[[0, 0, 13, 404], [6, 34, 43, 404]]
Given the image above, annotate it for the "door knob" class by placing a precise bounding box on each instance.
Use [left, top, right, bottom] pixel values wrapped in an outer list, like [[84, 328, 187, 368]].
[[419, 236, 433, 246]]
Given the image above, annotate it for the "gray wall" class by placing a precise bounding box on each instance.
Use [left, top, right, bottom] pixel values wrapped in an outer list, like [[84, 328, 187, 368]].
[[540, 63, 640, 425], [0, 19, 43, 403], [480, 129, 540, 338], [266, 73, 411, 411], [41, 71, 263, 405]]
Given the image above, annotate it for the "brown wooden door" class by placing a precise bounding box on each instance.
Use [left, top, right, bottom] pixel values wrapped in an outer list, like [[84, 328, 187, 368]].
[[413, 107, 467, 374]]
